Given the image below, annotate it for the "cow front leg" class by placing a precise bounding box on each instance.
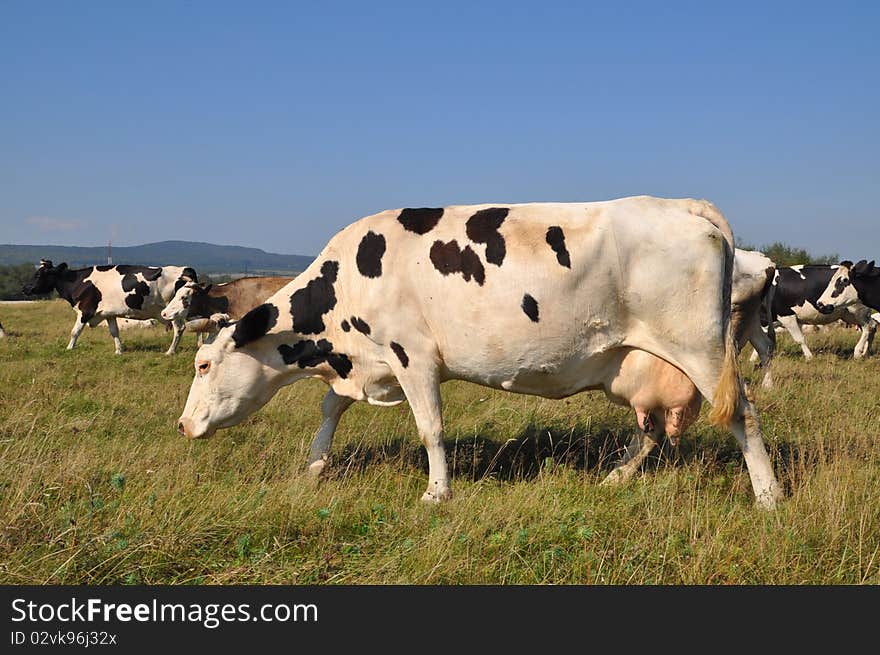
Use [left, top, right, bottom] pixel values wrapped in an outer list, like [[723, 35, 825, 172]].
[[777, 314, 813, 360], [853, 321, 875, 359], [394, 365, 450, 502], [306, 389, 355, 477], [106, 317, 124, 355], [730, 398, 782, 510], [67, 314, 86, 350], [601, 412, 662, 486], [164, 318, 186, 355]]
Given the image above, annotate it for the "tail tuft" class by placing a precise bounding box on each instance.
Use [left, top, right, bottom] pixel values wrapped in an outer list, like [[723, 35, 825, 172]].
[[707, 320, 741, 426]]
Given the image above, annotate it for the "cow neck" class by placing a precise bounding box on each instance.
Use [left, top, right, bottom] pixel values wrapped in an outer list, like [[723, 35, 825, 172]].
[[55, 267, 93, 305], [854, 278, 880, 311]]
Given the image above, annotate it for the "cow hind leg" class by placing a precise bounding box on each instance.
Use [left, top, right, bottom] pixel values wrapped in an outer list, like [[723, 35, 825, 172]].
[[676, 355, 781, 509], [729, 398, 782, 509], [306, 389, 355, 477], [106, 317, 124, 355], [748, 323, 775, 389], [67, 314, 86, 350], [600, 413, 663, 486]]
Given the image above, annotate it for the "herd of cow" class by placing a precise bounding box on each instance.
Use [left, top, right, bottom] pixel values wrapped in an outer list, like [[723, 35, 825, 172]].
[[7, 196, 880, 510]]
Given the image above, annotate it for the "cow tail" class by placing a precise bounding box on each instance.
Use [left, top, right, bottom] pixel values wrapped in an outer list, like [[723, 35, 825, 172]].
[[707, 318, 741, 426], [707, 236, 741, 427]]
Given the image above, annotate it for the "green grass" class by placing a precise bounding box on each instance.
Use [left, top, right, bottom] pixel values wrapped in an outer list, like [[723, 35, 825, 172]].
[[1, 300, 879, 584]]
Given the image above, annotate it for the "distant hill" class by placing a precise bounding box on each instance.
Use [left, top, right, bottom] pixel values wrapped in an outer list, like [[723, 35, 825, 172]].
[[0, 240, 314, 275]]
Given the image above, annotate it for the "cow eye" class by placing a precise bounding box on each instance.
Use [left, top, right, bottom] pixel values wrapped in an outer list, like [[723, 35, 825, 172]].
[[197, 361, 211, 374]]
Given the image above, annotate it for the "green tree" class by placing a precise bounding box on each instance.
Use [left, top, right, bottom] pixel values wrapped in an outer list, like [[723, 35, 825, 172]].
[[0, 263, 50, 300], [739, 241, 839, 267]]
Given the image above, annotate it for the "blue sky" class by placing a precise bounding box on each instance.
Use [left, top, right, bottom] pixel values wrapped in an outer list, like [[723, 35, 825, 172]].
[[1, 1, 877, 259]]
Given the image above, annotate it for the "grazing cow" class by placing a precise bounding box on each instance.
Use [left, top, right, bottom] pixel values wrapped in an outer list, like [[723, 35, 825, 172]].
[[160, 276, 294, 344], [177, 196, 781, 508], [816, 260, 880, 315], [764, 264, 877, 360], [22, 260, 198, 355]]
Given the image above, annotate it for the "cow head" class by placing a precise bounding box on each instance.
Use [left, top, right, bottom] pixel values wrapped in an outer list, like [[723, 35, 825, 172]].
[[176, 323, 299, 439], [22, 260, 67, 295], [816, 260, 872, 314], [161, 282, 207, 321]]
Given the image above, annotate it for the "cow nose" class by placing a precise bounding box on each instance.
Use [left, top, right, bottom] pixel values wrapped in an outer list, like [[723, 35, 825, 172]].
[[178, 419, 190, 437]]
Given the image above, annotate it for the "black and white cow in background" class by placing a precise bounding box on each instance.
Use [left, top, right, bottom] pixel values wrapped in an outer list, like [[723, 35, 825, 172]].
[[177, 196, 781, 508], [758, 264, 877, 361], [22, 260, 198, 355], [816, 260, 880, 318]]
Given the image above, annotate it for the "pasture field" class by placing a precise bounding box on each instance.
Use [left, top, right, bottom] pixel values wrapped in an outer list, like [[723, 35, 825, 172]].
[[1, 300, 879, 584]]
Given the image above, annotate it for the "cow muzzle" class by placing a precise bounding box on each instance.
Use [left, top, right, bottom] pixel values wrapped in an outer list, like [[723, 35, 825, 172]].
[[177, 417, 214, 439]]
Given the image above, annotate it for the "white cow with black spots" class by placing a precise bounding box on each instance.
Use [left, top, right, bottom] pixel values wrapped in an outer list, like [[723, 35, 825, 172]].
[[178, 196, 781, 509], [22, 260, 198, 355]]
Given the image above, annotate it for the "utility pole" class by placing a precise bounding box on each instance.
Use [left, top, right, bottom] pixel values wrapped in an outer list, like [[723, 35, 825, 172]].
[[107, 239, 113, 265]]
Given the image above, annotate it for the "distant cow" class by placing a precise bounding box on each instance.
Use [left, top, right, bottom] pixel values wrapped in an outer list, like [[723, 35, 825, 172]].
[[160, 276, 294, 343], [765, 264, 876, 360], [177, 196, 781, 508], [22, 260, 197, 355], [0, 320, 6, 338], [816, 260, 880, 316], [731, 248, 776, 388]]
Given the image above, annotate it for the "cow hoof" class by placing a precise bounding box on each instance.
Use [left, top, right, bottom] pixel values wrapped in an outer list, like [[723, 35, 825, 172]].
[[421, 487, 452, 503], [307, 457, 329, 478], [600, 469, 625, 486]]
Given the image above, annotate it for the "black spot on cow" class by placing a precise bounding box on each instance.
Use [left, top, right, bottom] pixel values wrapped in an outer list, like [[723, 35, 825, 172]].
[[232, 303, 279, 348], [341, 319, 351, 332], [278, 338, 352, 378], [350, 316, 371, 335], [397, 207, 444, 235], [74, 281, 102, 323], [114, 264, 164, 279], [466, 207, 508, 266], [121, 274, 150, 310], [356, 231, 386, 278], [545, 226, 571, 268], [390, 341, 409, 368], [96, 265, 114, 272], [522, 294, 539, 322], [290, 260, 339, 334], [830, 275, 849, 299], [429, 240, 486, 286]]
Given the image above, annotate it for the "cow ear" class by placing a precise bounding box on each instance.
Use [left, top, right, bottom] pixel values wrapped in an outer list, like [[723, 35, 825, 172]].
[[39, 259, 53, 269], [57, 262, 68, 271], [204, 284, 213, 293], [867, 260, 879, 278]]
